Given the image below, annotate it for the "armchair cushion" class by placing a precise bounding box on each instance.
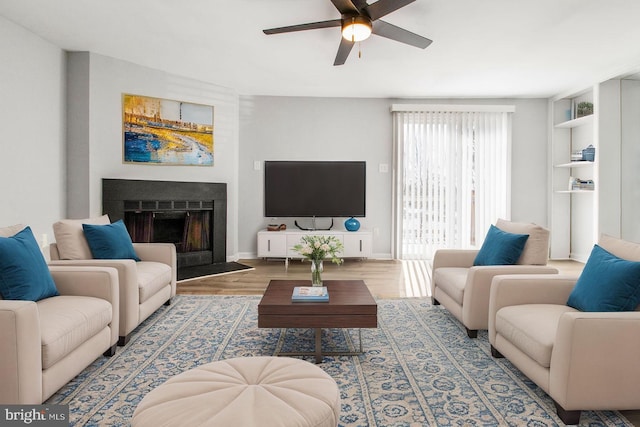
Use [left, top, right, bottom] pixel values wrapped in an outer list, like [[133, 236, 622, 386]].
[[495, 219, 550, 265], [495, 304, 577, 368], [473, 225, 529, 266], [137, 262, 173, 303], [52, 215, 110, 260], [567, 244, 640, 312], [38, 295, 113, 369], [599, 233, 640, 261], [0, 227, 58, 301], [432, 268, 468, 304], [82, 220, 140, 261], [0, 223, 26, 237]]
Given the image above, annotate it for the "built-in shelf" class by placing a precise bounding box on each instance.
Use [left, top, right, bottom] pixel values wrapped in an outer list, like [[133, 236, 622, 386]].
[[554, 161, 594, 168], [555, 114, 594, 128], [550, 89, 597, 261]]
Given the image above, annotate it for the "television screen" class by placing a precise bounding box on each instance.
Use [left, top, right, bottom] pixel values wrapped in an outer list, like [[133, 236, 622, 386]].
[[264, 161, 366, 217]]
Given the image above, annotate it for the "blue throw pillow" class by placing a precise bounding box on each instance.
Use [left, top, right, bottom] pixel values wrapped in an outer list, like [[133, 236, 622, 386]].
[[473, 224, 529, 266], [567, 244, 640, 312], [0, 226, 59, 301], [83, 220, 140, 261]]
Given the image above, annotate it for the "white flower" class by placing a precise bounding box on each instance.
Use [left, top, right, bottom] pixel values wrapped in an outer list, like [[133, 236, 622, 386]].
[[292, 235, 344, 265]]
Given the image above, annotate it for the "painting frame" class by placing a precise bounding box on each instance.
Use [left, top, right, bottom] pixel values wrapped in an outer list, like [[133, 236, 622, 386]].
[[122, 94, 214, 166]]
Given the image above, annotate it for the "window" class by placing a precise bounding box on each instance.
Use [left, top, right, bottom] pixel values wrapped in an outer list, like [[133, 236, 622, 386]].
[[392, 105, 514, 259]]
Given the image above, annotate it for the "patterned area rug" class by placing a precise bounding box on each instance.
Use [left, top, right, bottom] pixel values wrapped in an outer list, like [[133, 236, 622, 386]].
[[47, 296, 631, 426]]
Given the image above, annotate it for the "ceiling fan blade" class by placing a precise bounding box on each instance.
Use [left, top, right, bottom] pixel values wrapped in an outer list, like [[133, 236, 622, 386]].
[[372, 20, 432, 49], [330, 0, 359, 15], [350, 0, 369, 11], [334, 38, 355, 66], [263, 19, 341, 35], [365, 0, 416, 21]]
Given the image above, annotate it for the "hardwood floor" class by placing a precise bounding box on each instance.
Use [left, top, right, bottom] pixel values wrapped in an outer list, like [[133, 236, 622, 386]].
[[177, 258, 433, 298], [176, 258, 640, 425]]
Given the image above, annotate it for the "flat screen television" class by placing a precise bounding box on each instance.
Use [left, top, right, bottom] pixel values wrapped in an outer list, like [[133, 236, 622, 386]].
[[264, 161, 366, 217]]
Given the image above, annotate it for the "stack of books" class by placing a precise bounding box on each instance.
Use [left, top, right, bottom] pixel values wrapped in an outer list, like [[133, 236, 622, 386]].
[[291, 286, 329, 302]]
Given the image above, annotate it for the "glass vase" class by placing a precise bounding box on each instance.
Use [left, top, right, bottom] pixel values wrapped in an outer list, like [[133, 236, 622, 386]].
[[310, 259, 323, 287]]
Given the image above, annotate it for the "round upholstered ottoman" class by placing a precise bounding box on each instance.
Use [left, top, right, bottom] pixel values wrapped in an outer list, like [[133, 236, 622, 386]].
[[131, 356, 340, 427]]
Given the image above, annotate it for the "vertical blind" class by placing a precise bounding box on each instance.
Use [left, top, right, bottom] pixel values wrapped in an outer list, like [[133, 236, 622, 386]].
[[392, 105, 514, 260]]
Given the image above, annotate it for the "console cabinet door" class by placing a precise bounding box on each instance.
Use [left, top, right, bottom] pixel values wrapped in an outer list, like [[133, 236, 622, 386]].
[[257, 233, 287, 257], [343, 233, 372, 257]]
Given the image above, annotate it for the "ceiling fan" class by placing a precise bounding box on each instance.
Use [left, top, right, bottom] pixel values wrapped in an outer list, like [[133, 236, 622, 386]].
[[263, 0, 432, 66]]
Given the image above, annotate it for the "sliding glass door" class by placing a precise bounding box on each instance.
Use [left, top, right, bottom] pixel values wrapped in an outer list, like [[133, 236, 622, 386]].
[[392, 105, 513, 260]]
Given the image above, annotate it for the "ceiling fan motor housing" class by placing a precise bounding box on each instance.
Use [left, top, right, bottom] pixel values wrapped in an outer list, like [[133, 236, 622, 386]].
[[341, 14, 373, 42]]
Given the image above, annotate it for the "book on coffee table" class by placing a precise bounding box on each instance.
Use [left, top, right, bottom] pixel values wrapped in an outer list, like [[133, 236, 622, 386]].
[[291, 286, 329, 302]]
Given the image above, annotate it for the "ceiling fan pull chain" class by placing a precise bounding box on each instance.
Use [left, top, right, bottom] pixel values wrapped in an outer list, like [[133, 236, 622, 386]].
[[358, 42, 362, 59], [351, 17, 356, 43]]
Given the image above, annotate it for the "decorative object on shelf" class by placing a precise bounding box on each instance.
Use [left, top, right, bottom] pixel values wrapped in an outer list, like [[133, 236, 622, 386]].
[[576, 102, 594, 118], [571, 150, 584, 162], [570, 177, 595, 191], [267, 224, 286, 231], [344, 217, 361, 231], [292, 235, 344, 286], [582, 145, 595, 162]]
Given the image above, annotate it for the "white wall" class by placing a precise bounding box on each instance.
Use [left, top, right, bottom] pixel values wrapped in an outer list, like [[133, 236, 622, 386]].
[[239, 96, 393, 258], [0, 16, 66, 246], [239, 96, 549, 258], [621, 79, 640, 242], [0, 18, 549, 261], [66, 52, 241, 259]]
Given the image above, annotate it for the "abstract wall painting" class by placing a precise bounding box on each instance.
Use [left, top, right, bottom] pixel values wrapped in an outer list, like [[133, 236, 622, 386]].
[[123, 94, 214, 166]]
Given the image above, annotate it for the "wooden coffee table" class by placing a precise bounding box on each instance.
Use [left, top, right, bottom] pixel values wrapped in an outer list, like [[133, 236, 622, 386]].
[[258, 280, 378, 363]]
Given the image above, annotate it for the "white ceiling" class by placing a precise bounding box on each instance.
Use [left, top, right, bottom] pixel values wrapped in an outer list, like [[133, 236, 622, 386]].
[[2, 0, 640, 98]]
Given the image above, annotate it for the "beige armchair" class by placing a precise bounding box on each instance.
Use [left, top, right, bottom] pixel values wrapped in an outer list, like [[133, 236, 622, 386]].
[[431, 219, 558, 337], [488, 235, 640, 424], [0, 265, 119, 404], [49, 216, 176, 345]]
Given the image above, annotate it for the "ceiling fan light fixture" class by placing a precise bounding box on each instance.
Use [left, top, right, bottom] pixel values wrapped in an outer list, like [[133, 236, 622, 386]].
[[341, 15, 372, 42]]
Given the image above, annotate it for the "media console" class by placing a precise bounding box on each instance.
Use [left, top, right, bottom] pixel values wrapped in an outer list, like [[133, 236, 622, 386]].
[[257, 229, 372, 266]]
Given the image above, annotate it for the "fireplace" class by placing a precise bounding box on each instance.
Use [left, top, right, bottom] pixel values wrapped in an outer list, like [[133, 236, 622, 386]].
[[102, 179, 226, 271]]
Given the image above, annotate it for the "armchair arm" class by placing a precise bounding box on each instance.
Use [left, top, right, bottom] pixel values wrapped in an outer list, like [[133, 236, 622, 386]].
[[462, 266, 559, 330], [488, 274, 578, 344], [0, 301, 42, 403], [49, 259, 137, 338], [133, 243, 176, 266], [432, 249, 479, 270], [50, 266, 119, 302], [550, 311, 640, 410]]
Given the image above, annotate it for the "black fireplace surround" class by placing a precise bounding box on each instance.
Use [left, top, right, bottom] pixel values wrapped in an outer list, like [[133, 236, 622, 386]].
[[102, 179, 227, 270]]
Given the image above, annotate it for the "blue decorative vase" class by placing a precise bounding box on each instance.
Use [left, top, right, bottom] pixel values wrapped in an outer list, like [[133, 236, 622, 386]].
[[344, 217, 360, 232]]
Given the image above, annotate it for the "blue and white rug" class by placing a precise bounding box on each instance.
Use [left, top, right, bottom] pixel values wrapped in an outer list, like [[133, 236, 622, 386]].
[[47, 296, 631, 426]]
